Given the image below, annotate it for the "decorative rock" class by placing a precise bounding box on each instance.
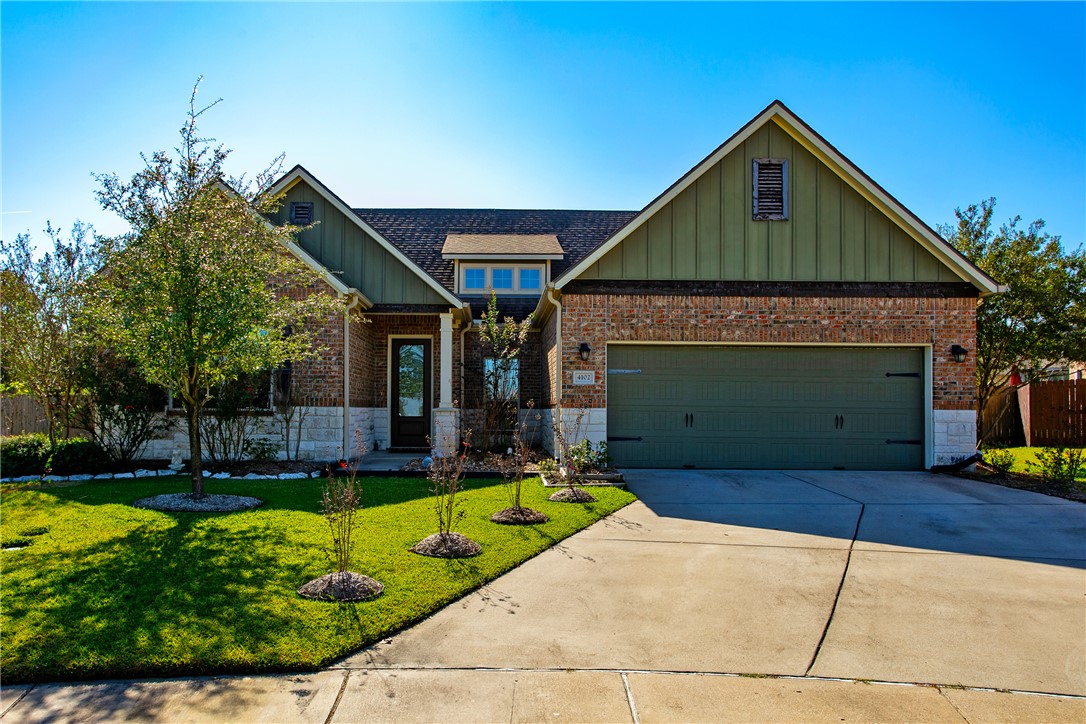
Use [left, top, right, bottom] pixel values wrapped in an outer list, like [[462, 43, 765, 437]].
[[68, 474, 94, 481], [14, 475, 39, 483], [41, 475, 66, 483], [310, 471, 321, 478], [211, 472, 231, 479], [242, 473, 264, 480], [114, 472, 134, 479], [156, 470, 175, 476], [421, 456, 434, 470], [134, 469, 156, 478], [278, 472, 308, 479], [94, 473, 113, 480]]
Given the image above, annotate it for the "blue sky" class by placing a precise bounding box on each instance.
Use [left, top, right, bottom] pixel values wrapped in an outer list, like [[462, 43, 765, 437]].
[[3, 2, 1084, 250]]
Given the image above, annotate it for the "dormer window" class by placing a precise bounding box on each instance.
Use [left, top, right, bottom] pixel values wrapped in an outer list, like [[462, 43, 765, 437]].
[[442, 233, 563, 295]]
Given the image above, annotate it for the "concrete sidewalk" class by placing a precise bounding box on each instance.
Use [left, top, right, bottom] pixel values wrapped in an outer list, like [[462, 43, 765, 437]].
[[4, 669, 1083, 723], [3, 470, 1084, 722]]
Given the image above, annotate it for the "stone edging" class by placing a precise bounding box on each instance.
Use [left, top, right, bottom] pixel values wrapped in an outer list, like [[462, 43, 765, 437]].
[[1, 470, 323, 484]]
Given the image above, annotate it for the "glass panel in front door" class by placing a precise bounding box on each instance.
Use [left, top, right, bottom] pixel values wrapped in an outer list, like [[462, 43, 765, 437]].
[[398, 344, 424, 417]]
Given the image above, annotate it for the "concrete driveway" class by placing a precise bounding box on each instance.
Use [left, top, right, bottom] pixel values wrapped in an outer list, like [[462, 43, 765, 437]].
[[6, 471, 1084, 723], [344, 470, 1086, 692]]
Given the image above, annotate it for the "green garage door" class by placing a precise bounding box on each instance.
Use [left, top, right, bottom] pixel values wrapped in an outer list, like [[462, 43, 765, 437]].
[[606, 346, 925, 470]]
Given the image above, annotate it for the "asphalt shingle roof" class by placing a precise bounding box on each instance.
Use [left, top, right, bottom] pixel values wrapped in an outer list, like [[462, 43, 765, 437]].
[[353, 208, 638, 293]]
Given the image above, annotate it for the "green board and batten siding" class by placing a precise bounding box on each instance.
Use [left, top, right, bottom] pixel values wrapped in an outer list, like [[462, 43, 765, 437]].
[[607, 345, 925, 470], [580, 120, 956, 283], [275, 181, 449, 306]]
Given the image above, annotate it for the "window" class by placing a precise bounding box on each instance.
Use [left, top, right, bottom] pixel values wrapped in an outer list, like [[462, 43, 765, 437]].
[[752, 159, 788, 221], [290, 202, 314, 225], [460, 263, 546, 293], [519, 268, 541, 290], [464, 267, 486, 289], [484, 357, 520, 433]]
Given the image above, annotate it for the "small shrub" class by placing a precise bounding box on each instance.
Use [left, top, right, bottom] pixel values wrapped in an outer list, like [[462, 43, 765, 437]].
[[48, 438, 110, 475], [983, 448, 1015, 475], [243, 438, 279, 463], [1027, 447, 1084, 489], [0, 434, 51, 477], [538, 457, 559, 478], [567, 439, 611, 473]]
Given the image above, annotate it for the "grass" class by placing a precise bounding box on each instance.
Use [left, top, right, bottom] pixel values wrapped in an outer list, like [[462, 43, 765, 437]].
[[0, 475, 634, 683], [987, 446, 1086, 481]]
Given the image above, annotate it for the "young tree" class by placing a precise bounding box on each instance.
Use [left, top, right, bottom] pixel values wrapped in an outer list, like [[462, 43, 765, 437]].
[[941, 198, 1086, 440], [478, 292, 532, 451], [0, 222, 98, 444], [91, 78, 340, 495]]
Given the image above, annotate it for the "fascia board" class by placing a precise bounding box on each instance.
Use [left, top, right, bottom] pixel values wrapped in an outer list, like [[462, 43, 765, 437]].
[[267, 166, 465, 307], [442, 253, 565, 261], [769, 110, 1001, 295], [555, 103, 780, 288], [556, 102, 1001, 296]]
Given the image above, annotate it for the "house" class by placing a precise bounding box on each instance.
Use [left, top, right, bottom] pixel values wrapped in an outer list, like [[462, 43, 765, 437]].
[[149, 101, 1001, 470]]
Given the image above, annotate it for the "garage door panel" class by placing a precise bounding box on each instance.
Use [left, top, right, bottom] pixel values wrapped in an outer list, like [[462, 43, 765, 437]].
[[607, 346, 924, 470]]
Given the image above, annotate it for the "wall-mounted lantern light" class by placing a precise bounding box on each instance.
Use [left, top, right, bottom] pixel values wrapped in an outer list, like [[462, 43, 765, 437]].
[[579, 342, 591, 361], [951, 345, 968, 363]]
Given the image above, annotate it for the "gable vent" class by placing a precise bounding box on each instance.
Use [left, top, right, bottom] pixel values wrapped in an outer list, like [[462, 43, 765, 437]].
[[753, 159, 788, 221], [290, 202, 314, 225]]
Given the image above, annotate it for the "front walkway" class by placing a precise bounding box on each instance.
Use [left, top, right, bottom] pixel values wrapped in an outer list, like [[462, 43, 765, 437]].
[[3, 471, 1084, 722]]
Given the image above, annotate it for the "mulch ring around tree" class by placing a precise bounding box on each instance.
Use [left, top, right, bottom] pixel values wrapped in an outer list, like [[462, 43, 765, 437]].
[[411, 532, 482, 558], [490, 506, 550, 525], [297, 571, 384, 603], [132, 493, 264, 512], [547, 487, 598, 503]]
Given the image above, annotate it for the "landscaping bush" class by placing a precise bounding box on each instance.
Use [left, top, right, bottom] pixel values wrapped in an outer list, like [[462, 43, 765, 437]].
[[1028, 447, 1085, 490], [0, 434, 109, 477], [47, 438, 110, 476], [0, 434, 51, 477], [983, 447, 1015, 475]]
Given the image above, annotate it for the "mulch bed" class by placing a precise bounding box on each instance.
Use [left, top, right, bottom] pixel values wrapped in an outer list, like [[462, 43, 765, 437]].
[[132, 493, 264, 512], [297, 571, 384, 602], [547, 487, 598, 503], [207, 460, 325, 477], [954, 465, 1086, 503], [490, 506, 549, 525], [411, 532, 482, 558]]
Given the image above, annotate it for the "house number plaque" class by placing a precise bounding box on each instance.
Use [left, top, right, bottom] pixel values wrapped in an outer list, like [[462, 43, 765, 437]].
[[571, 371, 596, 385]]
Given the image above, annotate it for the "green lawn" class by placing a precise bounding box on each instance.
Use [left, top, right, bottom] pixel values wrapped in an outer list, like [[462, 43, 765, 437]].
[[0, 475, 634, 683], [988, 446, 1086, 481]]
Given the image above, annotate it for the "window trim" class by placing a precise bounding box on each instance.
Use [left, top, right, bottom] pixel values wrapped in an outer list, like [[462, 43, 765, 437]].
[[752, 158, 789, 221]]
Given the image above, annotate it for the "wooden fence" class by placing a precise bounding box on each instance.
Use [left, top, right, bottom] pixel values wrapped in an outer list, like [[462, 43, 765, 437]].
[[1, 395, 49, 436], [1017, 379, 1086, 447], [981, 387, 1024, 446]]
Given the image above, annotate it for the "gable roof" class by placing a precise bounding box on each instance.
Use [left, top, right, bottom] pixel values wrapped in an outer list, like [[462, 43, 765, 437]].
[[354, 208, 637, 292], [267, 166, 463, 307], [556, 100, 1003, 296]]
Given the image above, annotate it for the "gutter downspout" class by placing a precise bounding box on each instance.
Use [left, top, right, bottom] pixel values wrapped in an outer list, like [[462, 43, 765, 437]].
[[546, 286, 562, 459], [343, 296, 362, 459]]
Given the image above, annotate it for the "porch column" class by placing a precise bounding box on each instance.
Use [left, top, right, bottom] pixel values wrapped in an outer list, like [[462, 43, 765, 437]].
[[439, 312, 454, 408], [433, 311, 459, 454]]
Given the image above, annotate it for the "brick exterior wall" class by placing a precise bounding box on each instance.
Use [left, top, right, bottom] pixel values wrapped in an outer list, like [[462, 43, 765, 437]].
[[540, 311, 559, 408], [558, 293, 977, 411], [364, 315, 454, 409], [458, 328, 543, 434]]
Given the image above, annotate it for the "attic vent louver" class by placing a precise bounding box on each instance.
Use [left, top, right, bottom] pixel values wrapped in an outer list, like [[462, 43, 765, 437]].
[[752, 159, 788, 221], [290, 202, 314, 225]]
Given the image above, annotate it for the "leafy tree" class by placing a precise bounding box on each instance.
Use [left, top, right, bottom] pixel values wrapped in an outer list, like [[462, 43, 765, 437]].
[[0, 222, 98, 444], [478, 292, 532, 451], [941, 198, 1086, 441], [91, 79, 341, 495]]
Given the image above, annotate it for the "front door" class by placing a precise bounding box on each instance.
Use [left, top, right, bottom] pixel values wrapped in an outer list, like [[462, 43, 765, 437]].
[[391, 339, 431, 450]]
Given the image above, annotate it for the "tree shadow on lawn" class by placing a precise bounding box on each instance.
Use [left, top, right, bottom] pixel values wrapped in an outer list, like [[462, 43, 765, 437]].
[[0, 510, 356, 684], [23, 474, 508, 515]]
